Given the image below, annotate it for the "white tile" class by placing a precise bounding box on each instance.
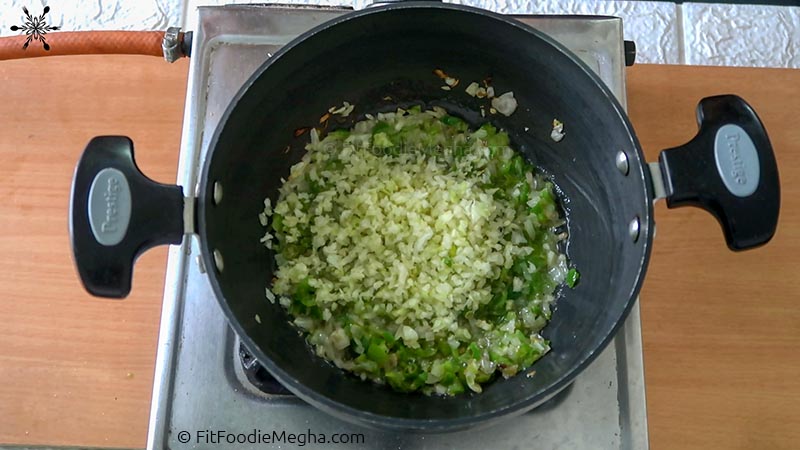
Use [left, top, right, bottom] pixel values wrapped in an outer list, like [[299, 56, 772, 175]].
[[1, 0, 182, 37], [447, 0, 682, 64], [683, 3, 800, 68]]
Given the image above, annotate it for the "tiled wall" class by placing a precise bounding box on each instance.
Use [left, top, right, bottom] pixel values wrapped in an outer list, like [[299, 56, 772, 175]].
[[682, 3, 800, 67], [0, 0, 181, 34], [1, 0, 799, 67]]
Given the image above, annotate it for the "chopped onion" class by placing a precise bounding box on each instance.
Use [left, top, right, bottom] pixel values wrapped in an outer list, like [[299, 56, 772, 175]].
[[330, 101, 355, 117], [551, 119, 565, 142], [265, 107, 568, 396], [465, 82, 480, 97], [491, 91, 518, 116]]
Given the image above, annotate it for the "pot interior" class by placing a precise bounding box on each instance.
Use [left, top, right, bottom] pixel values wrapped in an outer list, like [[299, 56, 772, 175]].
[[199, 3, 652, 428]]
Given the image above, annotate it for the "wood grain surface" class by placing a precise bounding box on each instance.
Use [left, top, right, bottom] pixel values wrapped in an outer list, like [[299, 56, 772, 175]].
[[0, 56, 187, 448], [630, 65, 800, 450], [0, 57, 797, 449]]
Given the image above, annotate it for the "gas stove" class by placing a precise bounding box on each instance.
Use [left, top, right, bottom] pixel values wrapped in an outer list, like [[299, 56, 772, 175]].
[[147, 5, 648, 449]]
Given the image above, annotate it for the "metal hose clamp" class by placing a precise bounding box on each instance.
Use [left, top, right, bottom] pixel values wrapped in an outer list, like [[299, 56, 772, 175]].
[[162, 26, 182, 63]]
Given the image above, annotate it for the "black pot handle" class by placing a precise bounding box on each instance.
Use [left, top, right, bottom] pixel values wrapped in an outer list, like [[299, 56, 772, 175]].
[[658, 95, 780, 251], [69, 136, 185, 298]]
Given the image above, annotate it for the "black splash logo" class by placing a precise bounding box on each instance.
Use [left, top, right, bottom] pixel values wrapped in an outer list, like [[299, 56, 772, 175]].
[[10, 6, 59, 50]]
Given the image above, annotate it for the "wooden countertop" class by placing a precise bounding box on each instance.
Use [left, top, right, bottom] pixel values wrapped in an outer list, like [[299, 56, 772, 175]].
[[0, 56, 797, 449]]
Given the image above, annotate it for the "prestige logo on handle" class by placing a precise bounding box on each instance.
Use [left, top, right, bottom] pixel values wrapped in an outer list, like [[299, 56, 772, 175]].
[[714, 124, 760, 198], [88, 168, 131, 246]]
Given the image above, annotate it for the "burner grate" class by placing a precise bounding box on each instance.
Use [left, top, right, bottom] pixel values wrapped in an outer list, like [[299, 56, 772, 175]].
[[239, 343, 295, 396]]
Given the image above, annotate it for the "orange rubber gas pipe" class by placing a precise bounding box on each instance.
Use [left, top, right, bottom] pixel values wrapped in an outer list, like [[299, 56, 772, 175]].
[[0, 31, 181, 60]]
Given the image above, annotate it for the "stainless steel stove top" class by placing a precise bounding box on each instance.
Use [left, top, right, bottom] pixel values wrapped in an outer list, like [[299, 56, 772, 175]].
[[147, 5, 648, 449]]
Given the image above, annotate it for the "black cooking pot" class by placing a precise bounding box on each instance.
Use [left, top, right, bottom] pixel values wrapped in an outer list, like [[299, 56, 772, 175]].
[[68, 3, 780, 432]]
